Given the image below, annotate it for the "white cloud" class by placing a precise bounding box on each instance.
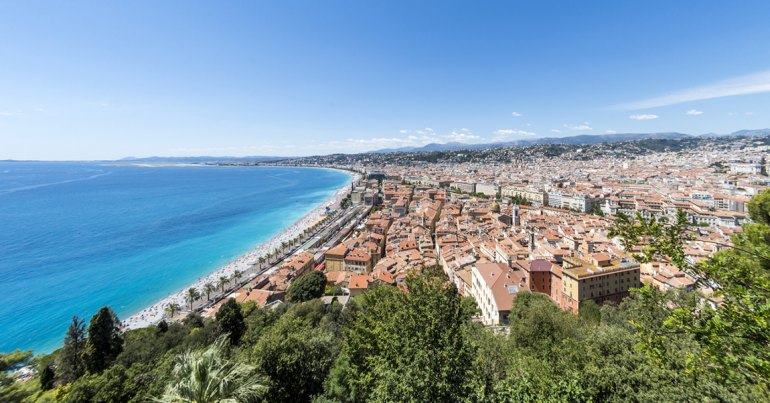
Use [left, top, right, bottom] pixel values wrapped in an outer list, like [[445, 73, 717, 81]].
[[606, 130, 617, 134], [729, 112, 738, 115], [493, 129, 537, 139], [511, 112, 522, 117], [564, 124, 593, 131], [551, 129, 566, 133], [0, 112, 15, 116], [425, 127, 433, 131], [34, 108, 44, 112], [443, 131, 481, 141], [399, 129, 408, 133], [461, 128, 470, 132], [416, 130, 427, 135], [746, 112, 754, 115], [686, 109, 703, 115], [101, 103, 109, 106], [585, 122, 590, 124], [614, 70, 770, 110], [630, 114, 658, 120], [526, 123, 531, 126]]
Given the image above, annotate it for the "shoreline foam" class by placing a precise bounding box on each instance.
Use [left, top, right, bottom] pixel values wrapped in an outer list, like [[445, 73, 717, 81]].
[[121, 168, 358, 330]]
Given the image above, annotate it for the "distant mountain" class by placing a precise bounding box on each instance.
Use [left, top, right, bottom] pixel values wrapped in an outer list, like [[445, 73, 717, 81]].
[[116, 155, 285, 163], [368, 129, 770, 154], [699, 128, 770, 137], [368, 132, 691, 153], [730, 128, 770, 137]]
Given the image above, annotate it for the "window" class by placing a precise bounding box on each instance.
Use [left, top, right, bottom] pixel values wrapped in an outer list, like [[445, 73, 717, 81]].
[[615, 287, 617, 292]]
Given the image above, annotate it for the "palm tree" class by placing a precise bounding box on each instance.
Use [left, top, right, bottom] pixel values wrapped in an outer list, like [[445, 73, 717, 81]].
[[218, 276, 228, 293], [156, 335, 265, 403], [258, 256, 265, 269], [185, 288, 200, 311], [165, 303, 181, 320], [230, 270, 242, 287], [203, 283, 215, 301]]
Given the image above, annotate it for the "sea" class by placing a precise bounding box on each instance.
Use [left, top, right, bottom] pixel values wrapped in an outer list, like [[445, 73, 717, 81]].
[[0, 162, 351, 355]]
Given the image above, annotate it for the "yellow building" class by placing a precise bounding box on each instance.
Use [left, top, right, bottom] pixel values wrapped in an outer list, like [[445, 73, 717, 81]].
[[560, 254, 640, 313], [324, 244, 348, 272]]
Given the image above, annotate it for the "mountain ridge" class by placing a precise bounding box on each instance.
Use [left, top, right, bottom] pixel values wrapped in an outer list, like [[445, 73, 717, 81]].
[[369, 129, 770, 153]]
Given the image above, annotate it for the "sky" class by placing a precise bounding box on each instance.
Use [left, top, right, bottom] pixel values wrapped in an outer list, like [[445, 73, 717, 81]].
[[1, 1, 769, 160]]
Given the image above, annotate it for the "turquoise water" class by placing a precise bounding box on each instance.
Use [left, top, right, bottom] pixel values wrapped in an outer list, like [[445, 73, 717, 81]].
[[0, 162, 350, 354]]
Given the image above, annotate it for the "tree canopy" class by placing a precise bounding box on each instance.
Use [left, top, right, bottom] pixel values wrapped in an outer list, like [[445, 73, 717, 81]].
[[286, 271, 327, 303]]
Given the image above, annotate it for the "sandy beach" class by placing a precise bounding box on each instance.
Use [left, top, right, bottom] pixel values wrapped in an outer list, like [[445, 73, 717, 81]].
[[121, 169, 359, 330]]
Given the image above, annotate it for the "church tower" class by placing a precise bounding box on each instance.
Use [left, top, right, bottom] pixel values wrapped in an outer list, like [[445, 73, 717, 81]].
[[513, 204, 520, 227]]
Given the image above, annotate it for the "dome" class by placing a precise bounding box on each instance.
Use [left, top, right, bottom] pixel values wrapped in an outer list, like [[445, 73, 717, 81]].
[[490, 202, 500, 212]]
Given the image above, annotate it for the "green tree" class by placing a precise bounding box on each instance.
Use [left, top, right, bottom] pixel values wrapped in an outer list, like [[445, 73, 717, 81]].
[[83, 306, 123, 374], [327, 265, 477, 402], [185, 288, 200, 311], [610, 193, 770, 385], [218, 276, 228, 293], [57, 315, 87, 383], [156, 335, 265, 403], [252, 302, 338, 403], [40, 364, 55, 391], [165, 303, 182, 320], [0, 349, 34, 403], [286, 271, 328, 303], [216, 298, 246, 345], [231, 270, 242, 287], [578, 299, 601, 325], [203, 282, 215, 301]]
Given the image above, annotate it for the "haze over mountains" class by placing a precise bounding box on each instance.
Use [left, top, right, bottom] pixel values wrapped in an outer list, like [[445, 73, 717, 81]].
[[368, 129, 770, 153], [9, 129, 763, 163]]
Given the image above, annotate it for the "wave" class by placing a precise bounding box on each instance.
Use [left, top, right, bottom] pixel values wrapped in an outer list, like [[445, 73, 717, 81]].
[[0, 171, 113, 195]]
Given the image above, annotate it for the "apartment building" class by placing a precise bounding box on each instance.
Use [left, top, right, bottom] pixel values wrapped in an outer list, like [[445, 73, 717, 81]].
[[560, 254, 641, 313]]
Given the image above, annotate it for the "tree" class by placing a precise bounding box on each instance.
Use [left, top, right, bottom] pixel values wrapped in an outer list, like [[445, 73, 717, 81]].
[[216, 298, 246, 345], [230, 270, 242, 287], [83, 307, 123, 374], [252, 303, 338, 403], [165, 303, 181, 320], [0, 349, 34, 403], [610, 194, 770, 384], [218, 276, 228, 293], [203, 282, 215, 301], [57, 315, 87, 383], [185, 288, 200, 311], [578, 298, 601, 325], [157, 335, 265, 403], [286, 271, 327, 303], [327, 265, 477, 401], [40, 364, 55, 391]]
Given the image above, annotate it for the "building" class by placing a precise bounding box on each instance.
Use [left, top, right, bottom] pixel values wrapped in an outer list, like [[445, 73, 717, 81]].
[[471, 263, 526, 326], [501, 186, 549, 207], [278, 252, 316, 277], [324, 244, 348, 271], [455, 181, 476, 193], [476, 182, 500, 197], [730, 163, 762, 175], [343, 247, 374, 272], [560, 254, 641, 313], [548, 191, 562, 208]]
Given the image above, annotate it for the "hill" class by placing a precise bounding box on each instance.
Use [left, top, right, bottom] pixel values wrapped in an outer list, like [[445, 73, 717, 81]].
[[369, 129, 770, 153]]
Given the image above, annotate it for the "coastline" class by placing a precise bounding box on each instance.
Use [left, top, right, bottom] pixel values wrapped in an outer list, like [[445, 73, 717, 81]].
[[121, 167, 359, 330]]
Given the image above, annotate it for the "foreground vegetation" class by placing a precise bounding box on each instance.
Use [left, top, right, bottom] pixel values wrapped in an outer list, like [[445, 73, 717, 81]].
[[3, 191, 770, 402]]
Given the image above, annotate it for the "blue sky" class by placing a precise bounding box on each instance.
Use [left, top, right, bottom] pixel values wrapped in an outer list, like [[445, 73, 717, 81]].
[[1, 1, 769, 159]]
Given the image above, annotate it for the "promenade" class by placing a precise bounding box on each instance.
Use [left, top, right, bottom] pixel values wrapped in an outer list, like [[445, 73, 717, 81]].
[[121, 173, 362, 330]]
